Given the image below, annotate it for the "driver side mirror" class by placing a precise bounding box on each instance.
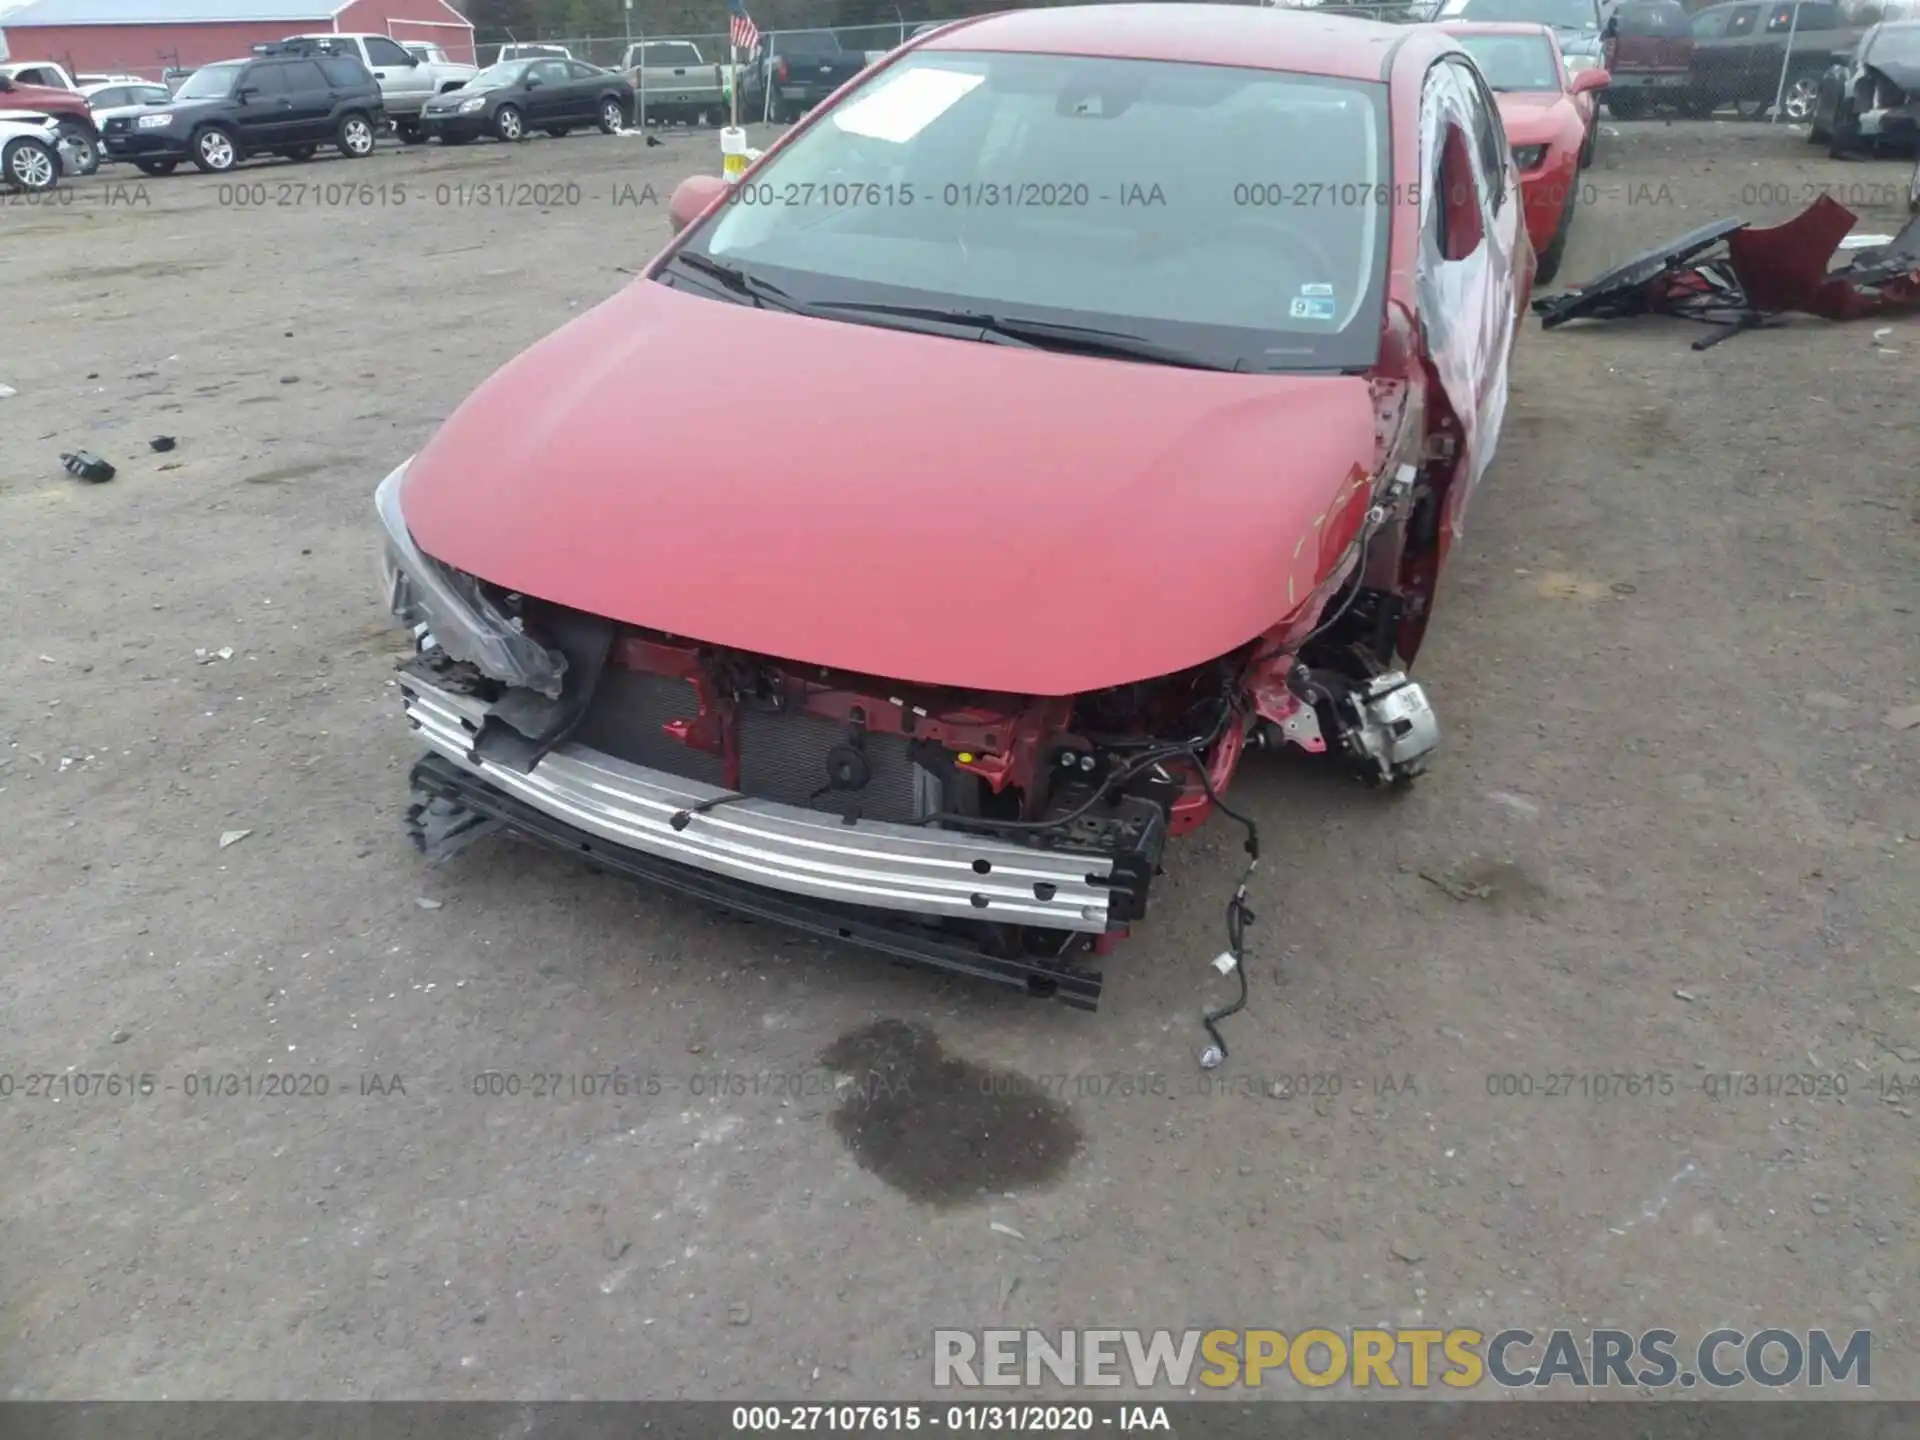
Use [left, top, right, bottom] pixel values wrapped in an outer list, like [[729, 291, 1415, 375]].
[[524, 75, 542, 88], [1605, 13, 1619, 36], [0, 75, 14, 91], [669, 173, 728, 234], [237, 84, 260, 100], [1570, 67, 1611, 93]]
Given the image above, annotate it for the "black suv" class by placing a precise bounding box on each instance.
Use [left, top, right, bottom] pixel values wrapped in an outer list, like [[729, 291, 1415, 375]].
[[99, 43, 385, 175]]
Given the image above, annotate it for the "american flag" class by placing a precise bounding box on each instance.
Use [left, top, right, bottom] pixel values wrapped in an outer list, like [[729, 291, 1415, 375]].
[[728, 0, 759, 55]]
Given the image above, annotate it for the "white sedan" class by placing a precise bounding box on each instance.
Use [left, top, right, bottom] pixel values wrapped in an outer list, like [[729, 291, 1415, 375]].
[[0, 110, 69, 191]]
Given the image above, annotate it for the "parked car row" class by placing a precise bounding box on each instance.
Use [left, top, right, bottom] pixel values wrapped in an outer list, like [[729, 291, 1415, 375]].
[[0, 37, 648, 185]]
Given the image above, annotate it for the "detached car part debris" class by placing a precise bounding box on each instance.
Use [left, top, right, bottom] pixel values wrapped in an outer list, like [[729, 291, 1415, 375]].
[[1534, 197, 1920, 346], [60, 450, 115, 483]]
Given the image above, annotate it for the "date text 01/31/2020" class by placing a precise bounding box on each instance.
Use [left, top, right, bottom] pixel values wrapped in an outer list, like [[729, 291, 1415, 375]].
[[728, 1404, 1170, 1433], [722, 181, 1421, 210]]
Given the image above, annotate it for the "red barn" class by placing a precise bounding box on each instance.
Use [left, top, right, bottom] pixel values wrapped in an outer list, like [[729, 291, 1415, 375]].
[[0, 0, 475, 78]]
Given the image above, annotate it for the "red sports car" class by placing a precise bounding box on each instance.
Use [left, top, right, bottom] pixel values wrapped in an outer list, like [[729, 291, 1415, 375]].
[[378, 4, 1531, 1010], [1441, 21, 1608, 283]]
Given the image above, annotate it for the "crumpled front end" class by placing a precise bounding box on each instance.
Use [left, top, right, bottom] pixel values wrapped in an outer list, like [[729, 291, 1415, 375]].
[[1849, 65, 1920, 146], [377, 332, 1454, 1008], [377, 461, 1244, 1007]]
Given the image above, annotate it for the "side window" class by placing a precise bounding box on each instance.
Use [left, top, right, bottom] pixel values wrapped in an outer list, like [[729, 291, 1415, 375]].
[[317, 56, 360, 86], [364, 36, 413, 67], [1799, 5, 1836, 28], [245, 64, 289, 96], [137, 85, 170, 103], [1725, 6, 1758, 34], [1453, 58, 1505, 215], [1436, 122, 1485, 261], [1692, 9, 1730, 36], [282, 59, 327, 92], [532, 59, 569, 84], [566, 60, 599, 79], [93, 86, 126, 107]]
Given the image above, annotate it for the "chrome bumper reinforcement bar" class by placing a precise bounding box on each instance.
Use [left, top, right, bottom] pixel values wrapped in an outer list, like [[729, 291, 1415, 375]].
[[400, 676, 1116, 932]]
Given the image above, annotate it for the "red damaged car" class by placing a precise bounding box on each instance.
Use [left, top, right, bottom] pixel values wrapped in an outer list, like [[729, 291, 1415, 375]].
[[1442, 22, 1608, 283], [378, 4, 1529, 1010]]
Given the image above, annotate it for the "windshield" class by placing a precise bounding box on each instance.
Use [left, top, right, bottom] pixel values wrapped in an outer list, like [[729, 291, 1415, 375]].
[[174, 62, 241, 99], [682, 52, 1390, 373], [471, 60, 532, 87], [1455, 32, 1565, 88], [1440, 0, 1599, 32], [1871, 21, 1920, 59]]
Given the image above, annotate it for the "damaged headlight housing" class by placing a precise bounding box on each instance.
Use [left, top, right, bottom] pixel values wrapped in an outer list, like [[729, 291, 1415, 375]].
[[374, 461, 567, 699]]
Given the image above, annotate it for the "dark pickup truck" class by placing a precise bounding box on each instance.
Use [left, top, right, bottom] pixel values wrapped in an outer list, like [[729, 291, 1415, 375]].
[[740, 31, 866, 123], [1682, 0, 1865, 119]]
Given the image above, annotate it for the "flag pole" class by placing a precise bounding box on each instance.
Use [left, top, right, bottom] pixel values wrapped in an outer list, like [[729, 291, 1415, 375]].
[[730, 35, 739, 129]]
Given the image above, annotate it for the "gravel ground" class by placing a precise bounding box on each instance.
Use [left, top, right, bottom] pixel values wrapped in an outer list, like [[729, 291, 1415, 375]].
[[0, 118, 1916, 1401]]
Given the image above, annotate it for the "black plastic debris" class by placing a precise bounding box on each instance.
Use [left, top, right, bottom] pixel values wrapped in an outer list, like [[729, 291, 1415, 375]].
[[1532, 219, 1747, 329], [149, 435, 176, 453], [61, 451, 116, 483]]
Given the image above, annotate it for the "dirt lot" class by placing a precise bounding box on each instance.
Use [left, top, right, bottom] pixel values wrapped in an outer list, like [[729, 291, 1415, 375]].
[[1, 117, 1916, 1402]]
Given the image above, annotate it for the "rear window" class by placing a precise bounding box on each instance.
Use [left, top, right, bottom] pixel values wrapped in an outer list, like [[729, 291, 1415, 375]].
[[318, 56, 369, 86], [1439, 0, 1601, 31], [639, 42, 701, 65], [776, 31, 847, 55], [1454, 31, 1565, 89], [1615, 1, 1692, 35]]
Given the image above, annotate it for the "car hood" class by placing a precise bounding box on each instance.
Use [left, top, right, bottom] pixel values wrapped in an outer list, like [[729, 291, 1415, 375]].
[[1497, 90, 1581, 142], [1863, 57, 1920, 93], [92, 101, 165, 122], [0, 82, 87, 116], [146, 96, 232, 119], [398, 280, 1385, 697]]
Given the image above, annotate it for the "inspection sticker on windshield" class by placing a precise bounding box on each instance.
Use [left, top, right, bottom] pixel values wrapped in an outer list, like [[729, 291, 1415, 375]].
[[1291, 286, 1337, 321], [831, 67, 984, 144]]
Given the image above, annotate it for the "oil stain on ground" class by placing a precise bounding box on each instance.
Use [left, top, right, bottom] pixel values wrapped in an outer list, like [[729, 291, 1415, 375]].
[[818, 1019, 1082, 1206]]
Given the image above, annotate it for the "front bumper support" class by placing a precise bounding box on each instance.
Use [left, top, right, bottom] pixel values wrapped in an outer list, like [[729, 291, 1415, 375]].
[[410, 753, 1105, 1008]]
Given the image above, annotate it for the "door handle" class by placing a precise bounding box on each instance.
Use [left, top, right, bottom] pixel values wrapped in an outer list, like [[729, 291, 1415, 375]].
[[374, 70, 387, 78]]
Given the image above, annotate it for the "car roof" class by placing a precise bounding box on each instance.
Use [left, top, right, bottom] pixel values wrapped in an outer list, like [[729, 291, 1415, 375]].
[[920, 2, 1420, 81]]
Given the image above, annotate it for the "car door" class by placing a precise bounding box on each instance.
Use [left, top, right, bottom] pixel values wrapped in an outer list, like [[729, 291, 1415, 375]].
[[363, 35, 430, 111], [234, 61, 294, 148], [292, 58, 340, 140], [1416, 56, 1521, 540], [540, 58, 582, 121], [563, 59, 603, 121], [514, 58, 559, 122]]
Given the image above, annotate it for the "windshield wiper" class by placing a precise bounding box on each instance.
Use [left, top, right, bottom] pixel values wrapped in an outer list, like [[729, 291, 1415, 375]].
[[807, 301, 1241, 371], [665, 250, 808, 313]]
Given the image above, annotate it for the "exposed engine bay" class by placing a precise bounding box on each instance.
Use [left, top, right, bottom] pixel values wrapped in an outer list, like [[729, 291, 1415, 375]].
[[392, 494, 1440, 1019]]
